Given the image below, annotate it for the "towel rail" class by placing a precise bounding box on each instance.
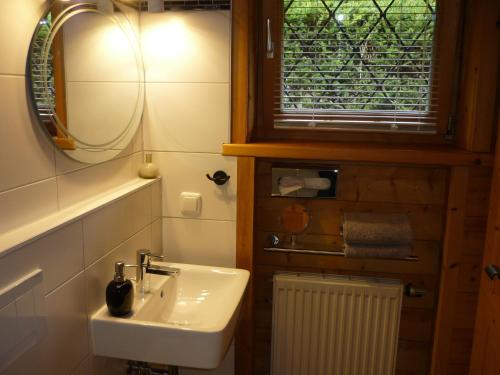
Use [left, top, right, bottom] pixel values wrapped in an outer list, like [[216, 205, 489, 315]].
[[263, 246, 419, 261]]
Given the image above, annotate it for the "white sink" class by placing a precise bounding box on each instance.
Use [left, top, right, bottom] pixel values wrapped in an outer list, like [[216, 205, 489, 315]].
[[91, 262, 249, 369]]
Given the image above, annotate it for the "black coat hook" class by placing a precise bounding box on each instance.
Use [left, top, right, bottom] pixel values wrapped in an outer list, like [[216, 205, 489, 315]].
[[206, 170, 230, 186]]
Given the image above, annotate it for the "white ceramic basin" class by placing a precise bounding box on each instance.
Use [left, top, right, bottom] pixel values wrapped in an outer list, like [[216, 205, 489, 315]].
[[91, 262, 249, 369]]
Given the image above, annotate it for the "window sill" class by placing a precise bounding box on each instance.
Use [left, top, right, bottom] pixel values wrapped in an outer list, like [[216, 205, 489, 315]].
[[222, 141, 493, 166]]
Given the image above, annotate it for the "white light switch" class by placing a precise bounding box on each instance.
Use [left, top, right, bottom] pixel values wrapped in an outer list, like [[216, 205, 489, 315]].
[[180, 192, 201, 216]]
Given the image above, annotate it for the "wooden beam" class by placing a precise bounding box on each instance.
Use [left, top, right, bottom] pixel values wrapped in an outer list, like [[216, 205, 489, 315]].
[[235, 156, 255, 375], [222, 142, 493, 166], [469, 115, 500, 374], [456, 0, 500, 152], [431, 167, 469, 375], [231, 0, 255, 143]]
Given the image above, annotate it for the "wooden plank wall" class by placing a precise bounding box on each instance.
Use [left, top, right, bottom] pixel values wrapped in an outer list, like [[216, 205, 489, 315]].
[[445, 167, 492, 375], [250, 159, 491, 375]]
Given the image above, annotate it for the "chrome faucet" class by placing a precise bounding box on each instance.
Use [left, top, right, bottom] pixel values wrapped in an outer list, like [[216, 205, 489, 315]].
[[135, 249, 180, 294]]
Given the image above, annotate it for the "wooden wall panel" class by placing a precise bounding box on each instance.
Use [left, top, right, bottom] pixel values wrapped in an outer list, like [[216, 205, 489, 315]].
[[337, 165, 448, 205], [237, 159, 491, 375], [443, 167, 492, 375], [456, 0, 500, 152], [253, 160, 449, 375], [235, 157, 256, 375], [231, 0, 256, 143]]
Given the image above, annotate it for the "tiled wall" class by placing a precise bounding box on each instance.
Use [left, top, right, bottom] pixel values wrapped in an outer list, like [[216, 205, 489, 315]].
[[141, 10, 237, 375], [0, 1, 147, 373], [0, 2, 236, 374], [0, 0, 144, 235], [1, 182, 162, 374], [141, 11, 237, 272]]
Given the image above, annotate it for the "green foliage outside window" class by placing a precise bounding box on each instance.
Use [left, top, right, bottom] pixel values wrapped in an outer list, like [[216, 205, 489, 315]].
[[282, 0, 436, 112]]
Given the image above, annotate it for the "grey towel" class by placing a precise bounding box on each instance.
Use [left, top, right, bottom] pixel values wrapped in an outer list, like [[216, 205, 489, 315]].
[[342, 212, 413, 245], [344, 244, 412, 259]]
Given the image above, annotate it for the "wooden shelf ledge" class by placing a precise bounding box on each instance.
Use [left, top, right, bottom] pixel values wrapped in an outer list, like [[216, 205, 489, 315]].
[[222, 142, 494, 166]]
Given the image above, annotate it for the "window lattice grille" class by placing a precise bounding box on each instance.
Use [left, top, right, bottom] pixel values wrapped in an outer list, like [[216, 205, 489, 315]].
[[277, 0, 438, 133]]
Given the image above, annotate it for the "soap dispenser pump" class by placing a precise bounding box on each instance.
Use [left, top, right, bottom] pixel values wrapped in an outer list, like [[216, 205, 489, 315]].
[[106, 261, 134, 317]]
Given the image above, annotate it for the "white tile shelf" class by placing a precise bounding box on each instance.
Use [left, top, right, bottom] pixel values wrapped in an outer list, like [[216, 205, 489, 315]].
[[0, 178, 160, 258]]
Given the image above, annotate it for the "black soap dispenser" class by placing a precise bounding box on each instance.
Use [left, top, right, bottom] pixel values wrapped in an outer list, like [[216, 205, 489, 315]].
[[106, 261, 134, 317]]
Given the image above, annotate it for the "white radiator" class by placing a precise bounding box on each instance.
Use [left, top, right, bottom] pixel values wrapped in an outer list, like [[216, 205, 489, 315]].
[[271, 273, 403, 375]]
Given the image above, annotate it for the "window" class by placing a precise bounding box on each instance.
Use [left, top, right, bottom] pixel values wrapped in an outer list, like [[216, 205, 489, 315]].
[[260, 0, 460, 140]]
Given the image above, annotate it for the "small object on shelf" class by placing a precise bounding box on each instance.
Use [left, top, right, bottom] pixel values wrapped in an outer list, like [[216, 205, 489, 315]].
[[341, 212, 414, 260], [342, 212, 413, 245], [106, 261, 134, 317], [139, 153, 159, 179], [206, 170, 230, 185]]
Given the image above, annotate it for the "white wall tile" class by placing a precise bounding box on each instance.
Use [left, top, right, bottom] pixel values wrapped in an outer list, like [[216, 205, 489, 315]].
[[0, 178, 58, 235], [65, 81, 141, 146], [132, 124, 144, 154], [3, 273, 89, 375], [0, 76, 55, 193], [85, 226, 152, 316], [143, 83, 229, 153], [15, 290, 36, 343], [151, 179, 162, 221], [84, 356, 128, 375], [71, 356, 92, 375], [83, 186, 152, 266], [155, 152, 237, 221], [0, 222, 84, 295], [57, 152, 141, 208], [163, 218, 235, 267], [54, 129, 142, 176], [0, 0, 46, 75], [141, 11, 230, 83], [151, 218, 163, 255], [0, 2, 238, 373], [181, 343, 234, 375], [42, 273, 89, 374], [73, 355, 128, 375], [0, 302, 18, 357], [63, 12, 139, 83]]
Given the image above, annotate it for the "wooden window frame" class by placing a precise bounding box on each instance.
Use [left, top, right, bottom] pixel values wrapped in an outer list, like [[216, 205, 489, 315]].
[[49, 3, 75, 150], [254, 0, 463, 144]]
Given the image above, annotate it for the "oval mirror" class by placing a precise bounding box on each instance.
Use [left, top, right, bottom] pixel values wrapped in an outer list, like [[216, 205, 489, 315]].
[[27, 0, 144, 164]]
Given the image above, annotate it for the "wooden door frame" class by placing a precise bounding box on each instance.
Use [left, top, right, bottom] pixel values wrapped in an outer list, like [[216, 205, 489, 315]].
[[430, 166, 470, 375], [469, 114, 500, 374]]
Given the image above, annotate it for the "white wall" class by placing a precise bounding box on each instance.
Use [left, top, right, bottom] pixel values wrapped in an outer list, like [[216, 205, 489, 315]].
[[1, 182, 162, 374], [0, 1, 150, 373], [141, 10, 237, 375], [63, 11, 142, 153], [0, 0, 144, 235], [0, 2, 237, 374]]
